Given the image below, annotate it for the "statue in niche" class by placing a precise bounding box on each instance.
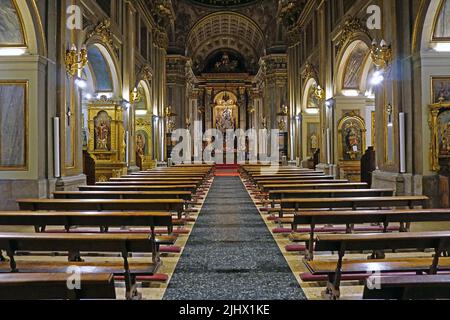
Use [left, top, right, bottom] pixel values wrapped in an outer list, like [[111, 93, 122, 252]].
[[338, 115, 365, 161], [136, 133, 146, 157], [216, 107, 236, 133], [310, 133, 318, 150]]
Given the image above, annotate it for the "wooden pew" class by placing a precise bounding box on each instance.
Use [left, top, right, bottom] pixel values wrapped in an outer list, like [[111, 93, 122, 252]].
[[286, 209, 450, 260], [363, 275, 450, 300], [269, 189, 394, 200], [257, 179, 349, 188], [17, 199, 186, 219], [79, 185, 197, 193], [303, 231, 450, 299], [96, 181, 202, 187], [0, 273, 116, 300], [273, 196, 429, 218], [54, 191, 192, 201], [260, 182, 368, 193], [0, 211, 176, 235], [0, 232, 171, 299], [252, 175, 333, 182]]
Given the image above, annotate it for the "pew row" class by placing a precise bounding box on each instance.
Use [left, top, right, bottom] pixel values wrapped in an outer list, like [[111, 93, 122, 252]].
[[0, 273, 116, 300], [0, 232, 171, 299], [302, 231, 450, 299]]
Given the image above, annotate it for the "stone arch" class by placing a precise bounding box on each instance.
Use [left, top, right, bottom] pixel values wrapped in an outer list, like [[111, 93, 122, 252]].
[[334, 35, 373, 95], [83, 40, 122, 98], [0, 0, 46, 56], [301, 77, 319, 112]]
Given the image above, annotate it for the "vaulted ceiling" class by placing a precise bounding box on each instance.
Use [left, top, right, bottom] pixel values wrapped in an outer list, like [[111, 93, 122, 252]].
[[169, 0, 286, 75], [188, 0, 259, 8]]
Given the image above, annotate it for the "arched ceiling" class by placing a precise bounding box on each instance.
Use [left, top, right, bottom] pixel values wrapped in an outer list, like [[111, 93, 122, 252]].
[[169, 0, 283, 59], [188, 0, 259, 8], [186, 11, 265, 74]]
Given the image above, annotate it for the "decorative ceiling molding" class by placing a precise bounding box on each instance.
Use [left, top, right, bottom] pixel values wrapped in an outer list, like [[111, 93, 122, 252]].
[[186, 11, 265, 74], [188, 0, 259, 8], [336, 17, 370, 54], [86, 19, 114, 46]]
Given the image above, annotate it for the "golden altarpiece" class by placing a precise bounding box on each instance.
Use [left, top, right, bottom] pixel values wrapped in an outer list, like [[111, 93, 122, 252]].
[[87, 99, 127, 182], [337, 113, 367, 182]]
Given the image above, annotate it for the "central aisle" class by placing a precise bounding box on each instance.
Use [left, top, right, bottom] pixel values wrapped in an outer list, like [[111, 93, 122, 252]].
[[164, 176, 306, 300]]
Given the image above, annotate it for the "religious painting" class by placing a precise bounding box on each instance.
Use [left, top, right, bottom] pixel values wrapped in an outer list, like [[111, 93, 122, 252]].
[[343, 42, 369, 89], [338, 115, 366, 161], [136, 130, 149, 157], [306, 123, 320, 157], [307, 85, 320, 109], [0, 0, 25, 45], [214, 105, 237, 133], [432, 77, 450, 103], [94, 111, 112, 151], [430, 102, 450, 171], [0, 81, 27, 170], [433, 0, 450, 40], [438, 110, 450, 157], [203, 51, 246, 73]]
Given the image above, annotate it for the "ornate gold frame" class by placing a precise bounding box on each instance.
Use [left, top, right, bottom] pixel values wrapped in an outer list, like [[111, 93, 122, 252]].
[[429, 100, 450, 171], [0, 80, 29, 171]]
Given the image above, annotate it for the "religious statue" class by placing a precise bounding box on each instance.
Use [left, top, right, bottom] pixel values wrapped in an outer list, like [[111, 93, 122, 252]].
[[310, 133, 318, 150], [136, 133, 146, 157], [345, 127, 360, 159], [216, 107, 236, 133], [95, 120, 110, 150], [262, 117, 267, 129]]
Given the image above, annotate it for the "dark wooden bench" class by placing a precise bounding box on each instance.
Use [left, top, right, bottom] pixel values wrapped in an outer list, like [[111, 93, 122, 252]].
[[79, 185, 197, 193], [0, 232, 172, 299], [363, 275, 450, 300], [0, 273, 116, 300], [54, 191, 192, 201], [286, 209, 450, 260], [269, 189, 394, 200], [0, 210, 176, 236], [260, 182, 367, 193], [96, 180, 202, 187], [272, 196, 430, 218], [303, 231, 450, 299], [17, 199, 186, 219]]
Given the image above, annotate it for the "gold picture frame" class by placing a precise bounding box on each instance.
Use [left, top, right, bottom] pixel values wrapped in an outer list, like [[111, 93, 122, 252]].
[[429, 100, 450, 171]]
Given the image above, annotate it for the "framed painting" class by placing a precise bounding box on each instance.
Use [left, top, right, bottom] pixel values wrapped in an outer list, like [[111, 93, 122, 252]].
[[432, 77, 450, 103]]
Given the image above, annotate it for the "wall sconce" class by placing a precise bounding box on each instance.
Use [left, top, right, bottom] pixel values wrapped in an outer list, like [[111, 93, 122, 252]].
[[130, 87, 141, 103], [371, 39, 392, 70], [65, 44, 88, 77]]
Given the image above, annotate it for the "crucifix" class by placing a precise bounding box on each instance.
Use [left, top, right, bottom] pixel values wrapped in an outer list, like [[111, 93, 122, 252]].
[[66, 105, 72, 127]]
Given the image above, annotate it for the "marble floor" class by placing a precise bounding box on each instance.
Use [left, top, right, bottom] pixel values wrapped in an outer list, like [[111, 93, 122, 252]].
[[163, 176, 306, 300]]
